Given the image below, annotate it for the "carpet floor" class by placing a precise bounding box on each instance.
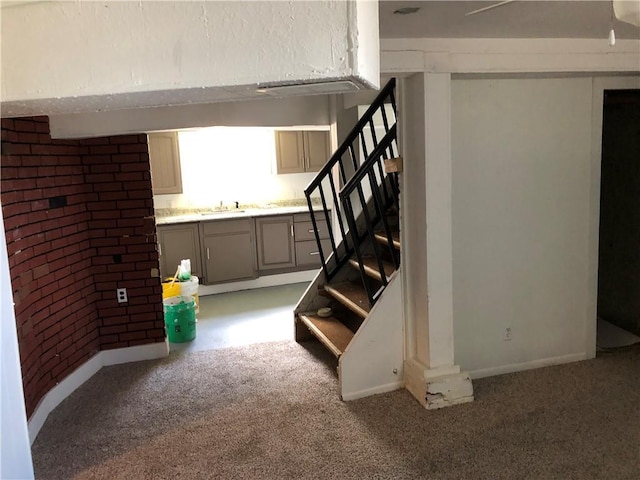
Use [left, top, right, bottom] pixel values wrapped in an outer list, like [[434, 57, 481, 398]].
[[32, 341, 640, 479]]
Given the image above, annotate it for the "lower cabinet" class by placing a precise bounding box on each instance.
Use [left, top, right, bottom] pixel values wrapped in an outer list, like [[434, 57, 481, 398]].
[[157, 223, 202, 280], [255, 215, 296, 271], [293, 213, 331, 268], [157, 211, 332, 285], [200, 219, 256, 284]]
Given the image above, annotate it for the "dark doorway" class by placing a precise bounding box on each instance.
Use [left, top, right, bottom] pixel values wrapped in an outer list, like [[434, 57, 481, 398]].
[[597, 89, 640, 337]]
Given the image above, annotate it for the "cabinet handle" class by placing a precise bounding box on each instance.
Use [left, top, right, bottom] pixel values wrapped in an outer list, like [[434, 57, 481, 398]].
[[309, 251, 320, 256], [158, 243, 162, 256], [290, 225, 294, 237], [307, 229, 315, 233], [207, 247, 210, 260]]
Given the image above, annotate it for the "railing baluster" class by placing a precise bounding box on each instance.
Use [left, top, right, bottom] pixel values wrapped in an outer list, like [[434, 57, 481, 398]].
[[380, 103, 390, 135], [338, 156, 347, 184], [348, 142, 358, 173], [354, 183, 377, 305], [328, 170, 348, 253], [390, 88, 398, 118], [306, 196, 328, 279]]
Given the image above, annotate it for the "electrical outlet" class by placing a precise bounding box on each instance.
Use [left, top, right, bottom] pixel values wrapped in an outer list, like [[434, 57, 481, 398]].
[[116, 288, 128, 303], [503, 327, 512, 341]]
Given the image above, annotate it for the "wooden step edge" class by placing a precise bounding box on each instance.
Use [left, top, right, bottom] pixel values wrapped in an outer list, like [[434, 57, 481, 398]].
[[374, 232, 401, 250], [348, 258, 394, 283], [324, 284, 369, 319], [298, 313, 354, 358]]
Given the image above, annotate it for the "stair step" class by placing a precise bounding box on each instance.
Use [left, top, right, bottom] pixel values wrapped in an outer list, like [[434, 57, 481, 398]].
[[325, 283, 371, 319], [348, 257, 395, 282], [298, 313, 355, 358], [374, 230, 400, 250]]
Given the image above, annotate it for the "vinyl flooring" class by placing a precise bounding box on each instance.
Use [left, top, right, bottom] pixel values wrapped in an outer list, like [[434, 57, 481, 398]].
[[168, 282, 310, 355]]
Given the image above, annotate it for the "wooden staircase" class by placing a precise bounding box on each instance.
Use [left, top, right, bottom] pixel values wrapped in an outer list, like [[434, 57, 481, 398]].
[[295, 78, 401, 395], [297, 223, 400, 359]]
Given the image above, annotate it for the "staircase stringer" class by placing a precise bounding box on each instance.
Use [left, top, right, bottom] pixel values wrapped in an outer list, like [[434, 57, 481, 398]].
[[338, 270, 404, 401]]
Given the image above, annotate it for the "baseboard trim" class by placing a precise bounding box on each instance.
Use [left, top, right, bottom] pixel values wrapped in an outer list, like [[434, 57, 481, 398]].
[[469, 352, 589, 379], [28, 341, 168, 444], [102, 340, 169, 366], [340, 381, 404, 401], [27, 353, 103, 445], [198, 270, 317, 296]]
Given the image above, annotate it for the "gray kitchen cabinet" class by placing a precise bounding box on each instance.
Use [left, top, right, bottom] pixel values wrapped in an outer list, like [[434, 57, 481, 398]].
[[148, 132, 183, 195], [275, 131, 330, 174], [293, 213, 331, 268], [255, 215, 296, 271], [157, 223, 202, 280], [201, 219, 256, 284]]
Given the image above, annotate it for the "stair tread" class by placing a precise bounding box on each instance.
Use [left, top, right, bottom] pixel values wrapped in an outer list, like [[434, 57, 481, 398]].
[[374, 229, 400, 250], [348, 256, 395, 282], [298, 313, 355, 358], [325, 283, 370, 319]]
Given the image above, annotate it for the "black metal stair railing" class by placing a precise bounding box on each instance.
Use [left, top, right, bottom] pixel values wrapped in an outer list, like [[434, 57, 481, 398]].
[[304, 78, 397, 281], [340, 125, 400, 306]]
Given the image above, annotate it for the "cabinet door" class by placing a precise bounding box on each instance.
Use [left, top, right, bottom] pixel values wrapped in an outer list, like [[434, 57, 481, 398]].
[[203, 233, 255, 283], [148, 132, 183, 195], [275, 131, 305, 174], [304, 131, 330, 172], [255, 216, 295, 270], [157, 223, 201, 280]]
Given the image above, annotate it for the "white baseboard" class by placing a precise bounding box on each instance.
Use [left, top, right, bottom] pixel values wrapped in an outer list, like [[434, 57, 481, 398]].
[[198, 270, 317, 296], [340, 381, 404, 401], [27, 353, 103, 445], [469, 352, 588, 379], [28, 341, 168, 444], [101, 340, 169, 366]]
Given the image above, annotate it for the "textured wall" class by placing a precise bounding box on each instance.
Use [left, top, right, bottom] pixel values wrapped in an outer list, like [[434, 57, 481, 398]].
[[1, 117, 164, 417], [1, 1, 378, 116]]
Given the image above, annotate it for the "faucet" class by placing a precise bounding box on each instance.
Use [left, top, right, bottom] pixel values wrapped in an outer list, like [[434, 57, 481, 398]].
[[235, 201, 239, 209]]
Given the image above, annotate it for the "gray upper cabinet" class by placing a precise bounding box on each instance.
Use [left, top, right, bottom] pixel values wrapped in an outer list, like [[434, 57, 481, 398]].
[[157, 223, 202, 280], [304, 131, 331, 172], [201, 219, 256, 284], [255, 215, 296, 271], [275, 131, 330, 174], [148, 132, 183, 195]]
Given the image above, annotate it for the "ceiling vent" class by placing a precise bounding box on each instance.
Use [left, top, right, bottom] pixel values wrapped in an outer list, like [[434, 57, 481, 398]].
[[256, 80, 362, 97]]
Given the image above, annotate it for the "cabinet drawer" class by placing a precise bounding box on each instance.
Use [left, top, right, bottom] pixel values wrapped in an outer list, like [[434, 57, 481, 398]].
[[294, 220, 329, 241], [295, 239, 332, 267], [201, 218, 252, 236]]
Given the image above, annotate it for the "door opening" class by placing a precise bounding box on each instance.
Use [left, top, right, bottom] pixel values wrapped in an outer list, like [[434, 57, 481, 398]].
[[596, 89, 640, 349]]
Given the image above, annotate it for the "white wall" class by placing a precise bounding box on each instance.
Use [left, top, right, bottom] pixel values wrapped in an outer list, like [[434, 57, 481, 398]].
[[153, 127, 326, 210], [0, 206, 34, 479], [451, 77, 593, 376], [1, 0, 379, 117]]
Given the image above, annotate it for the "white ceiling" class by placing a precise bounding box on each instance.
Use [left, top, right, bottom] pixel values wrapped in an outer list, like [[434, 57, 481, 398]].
[[379, 1, 640, 39]]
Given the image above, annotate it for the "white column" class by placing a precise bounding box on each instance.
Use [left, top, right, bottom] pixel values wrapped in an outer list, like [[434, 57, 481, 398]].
[[0, 205, 35, 479], [400, 73, 473, 409]]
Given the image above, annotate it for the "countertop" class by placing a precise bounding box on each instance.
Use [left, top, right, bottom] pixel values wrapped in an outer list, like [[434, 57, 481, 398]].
[[156, 205, 325, 226]]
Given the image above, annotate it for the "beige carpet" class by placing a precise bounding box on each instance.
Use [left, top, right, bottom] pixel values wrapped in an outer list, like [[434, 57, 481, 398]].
[[32, 341, 640, 479]]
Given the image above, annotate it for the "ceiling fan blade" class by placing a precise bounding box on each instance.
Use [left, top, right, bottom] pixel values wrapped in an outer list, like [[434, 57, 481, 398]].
[[465, 0, 517, 17]]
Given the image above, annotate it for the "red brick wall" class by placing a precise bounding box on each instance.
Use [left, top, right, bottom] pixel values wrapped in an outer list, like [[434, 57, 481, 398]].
[[1, 116, 164, 418]]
